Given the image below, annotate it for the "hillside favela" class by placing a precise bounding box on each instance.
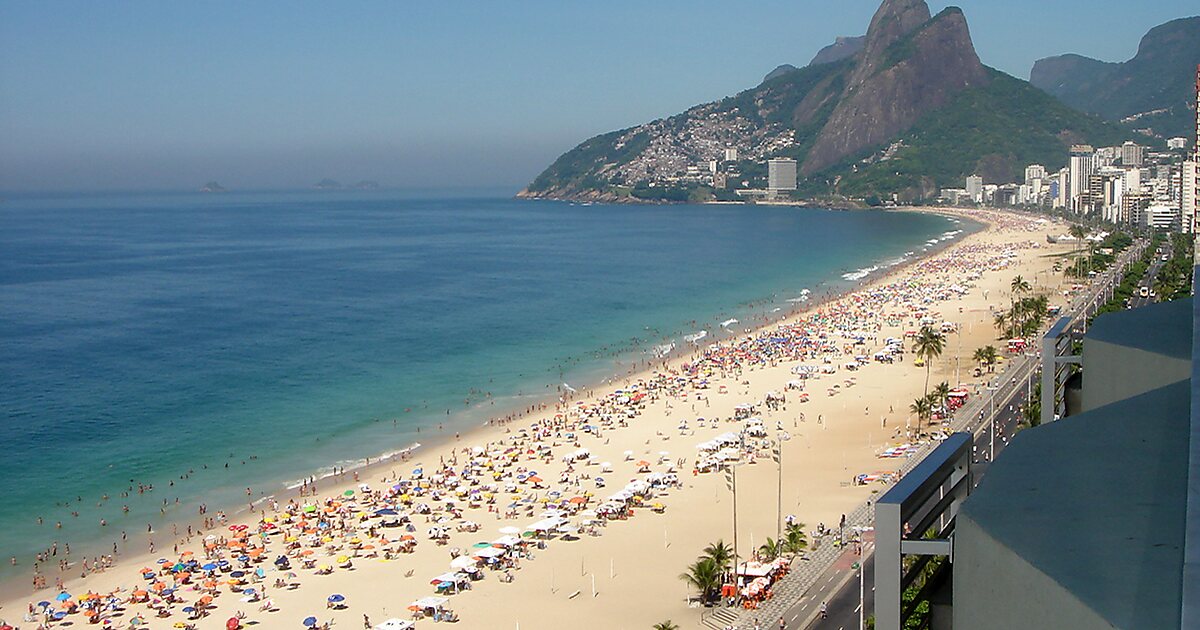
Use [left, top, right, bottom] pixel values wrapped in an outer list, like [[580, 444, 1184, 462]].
[[1, 1, 1198, 629]]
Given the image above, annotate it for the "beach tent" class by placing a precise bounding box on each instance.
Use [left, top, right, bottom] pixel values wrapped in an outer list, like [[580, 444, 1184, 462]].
[[374, 620, 414, 630], [411, 596, 449, 609]]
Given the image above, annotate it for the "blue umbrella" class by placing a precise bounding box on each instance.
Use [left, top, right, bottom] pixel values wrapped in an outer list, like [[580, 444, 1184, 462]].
[[303, 617, 318, 627], [183, 606, 196, 613], [37, 601, 51, 608], [52, 611, 67, 620], [201, 563, 218, 571], [230, 571, 246, 578], [244, 588, 256, 596], [374, 508, 398, 516], [56, 592, 72, 601], [327, 594, 344, 603]]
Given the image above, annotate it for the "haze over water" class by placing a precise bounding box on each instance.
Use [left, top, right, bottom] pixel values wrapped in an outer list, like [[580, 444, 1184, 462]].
[[0, 190, 965, 577]]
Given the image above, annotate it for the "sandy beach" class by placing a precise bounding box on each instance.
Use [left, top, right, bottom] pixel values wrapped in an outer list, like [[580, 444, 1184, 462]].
[[0, 206, 1079, 630]]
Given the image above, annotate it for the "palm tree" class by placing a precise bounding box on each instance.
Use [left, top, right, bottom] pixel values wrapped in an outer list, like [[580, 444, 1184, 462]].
[[703, 540, 733, 575], [757, 538, 781, 561], [993, 311, 1009, 337], [933, 381, 951, 411], [972, 347, 988, 371], [679, 557, 723, 604], [982, 345, 999, 372], [912, 325, 945, 397], [1010, 275, 1031, 297], [781, 523, 808, 556], [1069, 224, 1089, 277], [653, 622, 680, 630], [910, 396, 932, 427]]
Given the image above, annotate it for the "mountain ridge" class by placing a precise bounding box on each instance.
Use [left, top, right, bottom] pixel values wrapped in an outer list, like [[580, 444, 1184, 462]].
[[1030, 16, 1200, 138], [520, 0, 1134, 203]]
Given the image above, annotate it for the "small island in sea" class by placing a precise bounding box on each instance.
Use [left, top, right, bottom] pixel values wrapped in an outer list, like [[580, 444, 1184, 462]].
[[199, 181, 227, 193]]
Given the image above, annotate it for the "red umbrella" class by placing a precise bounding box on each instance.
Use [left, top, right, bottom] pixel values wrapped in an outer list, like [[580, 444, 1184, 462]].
[[226, 617, 241, 630]]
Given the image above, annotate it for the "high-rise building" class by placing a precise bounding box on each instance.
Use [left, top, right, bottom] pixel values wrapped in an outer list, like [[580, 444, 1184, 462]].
[[767, 158, 797, 192], [1068, 145, 1095, 213], [1180, 160, 1197, 234], [724, 147, 739, 162], [1168, 137, 1188, 150], [1052, 168, 1069, 209], [965, 175, 983, 204], [1120, 141, 1143, 167], [1024, 164, 1046, 185]]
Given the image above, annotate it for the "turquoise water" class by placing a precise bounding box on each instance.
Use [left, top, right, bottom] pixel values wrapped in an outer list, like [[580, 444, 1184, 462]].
[[0, 191, 963, 579]]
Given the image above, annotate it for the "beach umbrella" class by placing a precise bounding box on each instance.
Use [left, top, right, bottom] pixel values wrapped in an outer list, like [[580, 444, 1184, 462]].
[[183, 607, 196, 614], [56, 592, 72, 601], [327, 594, 345, 603], [37, 600, 51, 608], [227, 618, 241, 630], [303, 617, 318, 627]]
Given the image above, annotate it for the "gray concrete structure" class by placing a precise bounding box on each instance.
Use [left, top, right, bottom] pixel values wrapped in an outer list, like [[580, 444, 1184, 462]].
[[1081, 298, 1192, 412], [955, 381, 1188, 629], [954, 298, 1194, 629]]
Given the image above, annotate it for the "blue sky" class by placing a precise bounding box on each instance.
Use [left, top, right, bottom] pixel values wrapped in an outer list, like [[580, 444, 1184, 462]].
[[1, 1, 1195, 192]]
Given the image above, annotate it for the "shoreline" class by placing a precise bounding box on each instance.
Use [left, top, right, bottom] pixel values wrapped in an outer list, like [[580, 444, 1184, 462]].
[[0, 206, 968, 599], [1, 206, 1051, 630], [0, 206, 975, 602]]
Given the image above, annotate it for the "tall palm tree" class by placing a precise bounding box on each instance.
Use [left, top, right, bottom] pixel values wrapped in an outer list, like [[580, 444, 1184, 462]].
[[757, 538, 781, 561], [912, 325, 945, 397], [983, 345, 999, 372], [703, 540, 733, 575], [933, 381, 952, 410], [993, 311, 1009, 338], [910, 396, 932, 427], [972, 347, 988, 371], [1010, 275, 1031, 315], [679, 557, 722, 604], [1069, 224, 1089, 277], [653, 622, 680, 630], [782, 523, 808, 555]]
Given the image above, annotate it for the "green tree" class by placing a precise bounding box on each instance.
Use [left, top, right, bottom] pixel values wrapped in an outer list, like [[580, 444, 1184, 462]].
[[679, 557, 723, 604], [1069, 224, 1089, 277], [910, 396, 932, 428], [1010, 275, 1030, 313], [782, 523, 808, 555], [757, 538, 781, 561], [982, 345, 998, 372], [703, 540, 733, 575], [912, 325, 945, 398], [653, 622, 680, 630], [933, 381, 951, 410]]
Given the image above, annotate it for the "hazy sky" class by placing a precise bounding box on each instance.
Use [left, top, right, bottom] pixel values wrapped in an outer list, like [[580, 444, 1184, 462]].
[[1, 1, 1195, 192]]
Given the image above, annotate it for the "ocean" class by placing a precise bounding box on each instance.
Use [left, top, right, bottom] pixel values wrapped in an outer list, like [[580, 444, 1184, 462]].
[[0, 190, 966, 580]]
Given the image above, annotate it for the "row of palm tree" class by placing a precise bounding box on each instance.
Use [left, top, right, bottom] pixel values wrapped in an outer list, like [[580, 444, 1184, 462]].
[[973, 345, 999, 372], [756, 522, 809, 562], [994, 294, 1051, 339], [679, 540, 732, 605], [679, 526, 809, 606], [909, 381, 951, 427]]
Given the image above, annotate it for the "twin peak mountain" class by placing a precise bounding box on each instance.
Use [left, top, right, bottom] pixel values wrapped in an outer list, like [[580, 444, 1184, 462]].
[[520, 0, 1125, 203]]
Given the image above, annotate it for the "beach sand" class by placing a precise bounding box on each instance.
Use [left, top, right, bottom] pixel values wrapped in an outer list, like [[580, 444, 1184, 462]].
[[0, 207, 1078, 630]]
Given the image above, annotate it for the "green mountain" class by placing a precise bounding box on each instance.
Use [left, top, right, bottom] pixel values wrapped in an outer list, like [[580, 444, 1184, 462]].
[[520, 0, 1132, 203], [1030, 16, 1199, 139]]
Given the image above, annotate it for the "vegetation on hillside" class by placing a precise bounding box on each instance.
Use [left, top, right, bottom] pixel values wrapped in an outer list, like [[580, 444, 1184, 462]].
[[824, 70, 1130, 198]]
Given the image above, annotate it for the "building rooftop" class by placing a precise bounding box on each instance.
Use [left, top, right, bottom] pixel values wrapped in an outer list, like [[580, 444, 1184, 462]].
[[960, 379, 1189, 628]]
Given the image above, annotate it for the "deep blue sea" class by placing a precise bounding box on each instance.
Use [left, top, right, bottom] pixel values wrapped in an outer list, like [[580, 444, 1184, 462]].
[[0, 190, 964, 579]]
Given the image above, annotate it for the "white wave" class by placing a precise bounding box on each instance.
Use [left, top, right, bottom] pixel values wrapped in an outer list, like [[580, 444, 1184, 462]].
[[653, 342, 676, 357], [684, 330, 708, 343], [720, 318, 738, 328], [842, 265, 879, 281]]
